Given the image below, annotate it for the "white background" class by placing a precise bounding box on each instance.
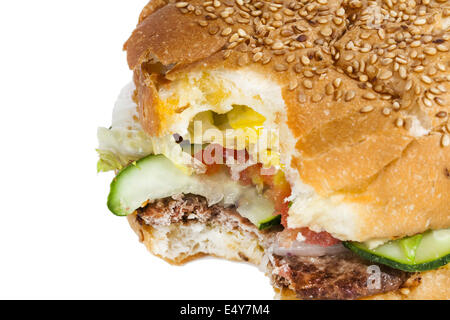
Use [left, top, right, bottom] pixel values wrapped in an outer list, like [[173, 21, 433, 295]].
[[0, 1, 273, 299]]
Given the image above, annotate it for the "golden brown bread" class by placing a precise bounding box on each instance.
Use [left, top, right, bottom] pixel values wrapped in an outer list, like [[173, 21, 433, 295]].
[[124, 0, 450, 242], [275, 265, 450, 299]]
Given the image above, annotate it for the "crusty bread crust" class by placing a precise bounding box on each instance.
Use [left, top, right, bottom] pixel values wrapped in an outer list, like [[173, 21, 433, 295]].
[[124, 0, 450, 241], [276, 265, 450, 300]]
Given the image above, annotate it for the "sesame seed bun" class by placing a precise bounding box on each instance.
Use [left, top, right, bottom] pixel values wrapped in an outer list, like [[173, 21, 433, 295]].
[[124, 0, 450, 242]]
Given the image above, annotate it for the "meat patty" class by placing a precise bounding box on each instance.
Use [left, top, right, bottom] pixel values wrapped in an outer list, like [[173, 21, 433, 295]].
[[271, 254, 410, 300], [136, 194, 410, 300], [136, 194, 258, 231]]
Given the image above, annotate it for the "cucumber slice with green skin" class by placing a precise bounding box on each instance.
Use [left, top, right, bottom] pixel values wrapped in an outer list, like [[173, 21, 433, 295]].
[[344, 229, 450, 272], [107, 154, 281, 229], [258, 215, 281, 231]]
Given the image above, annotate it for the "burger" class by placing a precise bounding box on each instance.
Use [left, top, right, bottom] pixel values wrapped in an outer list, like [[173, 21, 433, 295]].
[[97, 0, 450, 300]]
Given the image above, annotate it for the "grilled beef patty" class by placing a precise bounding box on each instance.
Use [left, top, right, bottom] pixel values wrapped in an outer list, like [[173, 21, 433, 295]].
[[136, 194, 410, 300], [271, 253, 410, 300]]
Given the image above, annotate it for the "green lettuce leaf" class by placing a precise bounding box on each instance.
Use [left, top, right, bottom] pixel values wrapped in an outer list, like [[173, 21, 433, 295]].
[[96, 127, 154, 172], [97, 127, 205, 174]]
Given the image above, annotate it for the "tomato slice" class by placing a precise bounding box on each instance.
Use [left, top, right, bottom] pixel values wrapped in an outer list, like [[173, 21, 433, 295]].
[[299, 228, 341, 247]]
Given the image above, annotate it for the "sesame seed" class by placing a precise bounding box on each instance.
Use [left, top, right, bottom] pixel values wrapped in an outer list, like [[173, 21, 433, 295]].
[[326, 83, 334, 95], [343, 53, 354, 61], [333, 17, 344, 25], [221, 27, 232, 36], [405, 80, 413, 91], [423, 97, 433, 107], [430, 87, 441, 95], [428, 67, 438, 76], [426, 92, 435, 100], [272, 41, 284, 50], [252, 52, 263, 62], [421, 75, 433, 84], [298, 94, 307, 103], [289, 79, 298, 91], [382, 108, 392, 116], [437, 44, 449, 52], [303, 70, 314, 77], [404, 118, 413, 130], [237, 28, 247, 37], [360, 105, 374, 113], [437, 84, 447, 93], [309, 93, 322, 103], [436, 111, 448, 118], [396, 118, 404, 127], [284, 9, 295, 16], [224, 17, 234, 24], [303, 79, 313, 89], [345, 90, 356, 101], [229, 33, 239, 43], [274, 63, 287, 72], [262, 56, 272, 65], [175, 2, 189, 8], [379, 70, 393, 80], [399, 66, 408, 79], [363, 92, 376, 100], [333, 78, 342, 88], [424, 47, 437, 55], [297, 35, 307, 42], [414, 18, 426, 25], [359, 74, 369, 82], [320, 26, 333, 37], [442, 134, 450, 147], [281, 29, 294, 37], [227, 41, 238, 49], [395, 57, 408, 64], [205, 13, 217, 20], [223, 50, 231, 59], [286, 54, 296, 63], [301, 55, 311, 66], [208, 25, 219, 35]]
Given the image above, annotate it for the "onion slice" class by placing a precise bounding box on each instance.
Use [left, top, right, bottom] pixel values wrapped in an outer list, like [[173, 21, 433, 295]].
[[273, 240, 348, 257]]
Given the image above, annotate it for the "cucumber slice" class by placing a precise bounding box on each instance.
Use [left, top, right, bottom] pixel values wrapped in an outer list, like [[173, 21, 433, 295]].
[[258, 215, 281, 231], [400, 234, 423, 263], [344, 229, 450, 272], [107, 154, 280, 229]]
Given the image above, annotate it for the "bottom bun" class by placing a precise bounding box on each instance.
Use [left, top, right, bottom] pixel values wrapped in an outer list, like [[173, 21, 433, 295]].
[[127, 213, 267, 266], [127, 211, 449, 300], [275, 265, 450, 300]]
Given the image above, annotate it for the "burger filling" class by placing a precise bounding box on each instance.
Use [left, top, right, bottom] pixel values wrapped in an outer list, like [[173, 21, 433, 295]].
[[98, 84, 449, 300]]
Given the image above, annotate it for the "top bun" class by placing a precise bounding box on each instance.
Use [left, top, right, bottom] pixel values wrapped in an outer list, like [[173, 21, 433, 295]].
[[125, 0, 450, 241]]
